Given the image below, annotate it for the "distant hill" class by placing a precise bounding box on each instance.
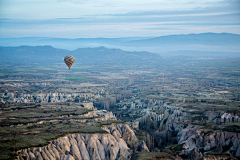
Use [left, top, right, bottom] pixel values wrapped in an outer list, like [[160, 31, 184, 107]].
[[0, 33, 239, 49], [0, 46, 70, 65], [0, 46, 162, 65], [0, 37, 149, 50], [124, 33, 240, 46], [0, 33, 239, 57], [71, 46, 161, 64]]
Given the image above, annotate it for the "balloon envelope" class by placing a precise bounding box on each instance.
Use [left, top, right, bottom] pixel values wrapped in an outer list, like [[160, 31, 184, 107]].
[[64, 55, 75, 69]]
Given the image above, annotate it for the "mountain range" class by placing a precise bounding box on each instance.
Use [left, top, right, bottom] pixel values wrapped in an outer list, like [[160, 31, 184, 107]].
[[0, 46, 162, 65], [124, 33, 240, 46], [0, 33, 239, 58]]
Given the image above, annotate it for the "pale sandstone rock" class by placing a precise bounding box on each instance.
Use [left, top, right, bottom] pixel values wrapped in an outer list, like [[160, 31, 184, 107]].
[[51, 145, 60, 159], [226, 139, 231, 146], [43, 147, 55, 160], [115, 149, 125, 160], [204, 143, 212, 151], [101, 135, 111, 152], [209, 134, 216, 149], [36, 152, 44, 160], [95, 138, 105, 160], [117, 138, 130, 156], [32, 150, 40, 158], [56, 145, 65, 155], [70, 143, 82, 160], [61, 140, 70, 153], [22, 150, 29, 159], [87, 136, 101, 160], [177, 125, 240, 158], [47, 145, 56, 159], [102, 124, 138, 149], [17, 124, 134, 160], [63, 137, 71, 151], [178, 125, 202, 144], [67, 154, 75, 160], [139, 140, 149, 152], [232, 136, 239, 150], [40, 150, 50, 160], [110, 144, 116, 160], [44, 146, 56, 160], [220, 132, 225, 146], [78, 140, 90, 160], [60, 154, 75, 160], [27, 150, 35, 160], [77, 135, 84, 143], [113, 142, 120, 158], [32, 149, 39, 156], [69, 136, 77, 145], [112, 129, 122, 140], [235, 145, 240, 157], [87, 136, 97, 151], [183, 135, 197, 151], [89, 147, 101, 160]]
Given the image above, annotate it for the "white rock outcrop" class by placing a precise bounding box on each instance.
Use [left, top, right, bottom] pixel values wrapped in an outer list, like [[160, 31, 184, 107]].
[[17, 124, 134, 160], [177, 125, 240, 158], [101, 123, 138, 149], [3, 91, 98, 104]]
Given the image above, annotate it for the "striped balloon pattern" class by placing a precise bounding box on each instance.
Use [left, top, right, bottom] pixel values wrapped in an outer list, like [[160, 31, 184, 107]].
[[64, 55, 75, 69]]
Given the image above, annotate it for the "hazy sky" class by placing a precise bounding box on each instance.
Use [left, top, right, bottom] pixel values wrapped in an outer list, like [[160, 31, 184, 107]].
[[0, 0, 240, 38]]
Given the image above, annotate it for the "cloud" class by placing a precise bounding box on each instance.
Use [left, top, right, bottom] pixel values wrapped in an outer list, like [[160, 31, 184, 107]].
[[0, 0, 240, 38], [57, 0, 88, 4], [1, 0, 233, 19]]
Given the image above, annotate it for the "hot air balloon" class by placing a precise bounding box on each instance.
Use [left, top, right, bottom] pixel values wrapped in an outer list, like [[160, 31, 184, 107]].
[[64, 55, 75, 69]]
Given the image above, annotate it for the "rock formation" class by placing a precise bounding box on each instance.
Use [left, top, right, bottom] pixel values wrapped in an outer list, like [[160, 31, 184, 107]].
[[1, 91, 99, 104], [177, 125, 240, 159], [139, 141, 149, 152], [17, 123, 136, 160], [101, 123, 138, 149]]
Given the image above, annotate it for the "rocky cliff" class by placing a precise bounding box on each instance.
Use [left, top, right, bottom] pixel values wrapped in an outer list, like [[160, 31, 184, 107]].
[[17, 123, 139, 160], [140, 103, 240, 160], [102, 124, 138, 149], [1, 91, 100, 104], [177, 125, 240, 159], [205, 111, 240, 123]]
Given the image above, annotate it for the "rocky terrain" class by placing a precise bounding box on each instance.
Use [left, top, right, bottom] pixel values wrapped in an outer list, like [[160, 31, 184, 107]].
[[155, 106, 240, 159], [10, 100, 240, 160], [17, 123, 144, 160], [177, 125, 240, 159], [1, 56, 240, 160], [134, 99, 240, 159], [0, 91, 100, 104]]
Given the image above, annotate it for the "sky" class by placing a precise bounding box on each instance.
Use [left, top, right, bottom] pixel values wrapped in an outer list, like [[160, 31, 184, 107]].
[[0, 0, 240, 38]]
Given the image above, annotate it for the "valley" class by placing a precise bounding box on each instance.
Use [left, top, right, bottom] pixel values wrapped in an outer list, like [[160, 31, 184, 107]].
[[0, 47, 240, 159]]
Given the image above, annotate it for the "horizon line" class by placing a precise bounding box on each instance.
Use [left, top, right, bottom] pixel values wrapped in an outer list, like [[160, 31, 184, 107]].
[[0, 32, 239, 39]]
